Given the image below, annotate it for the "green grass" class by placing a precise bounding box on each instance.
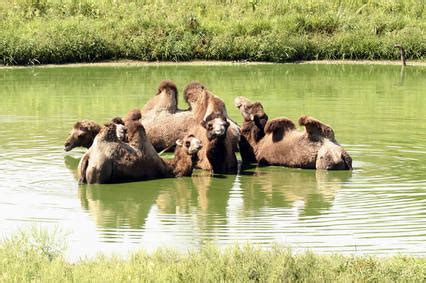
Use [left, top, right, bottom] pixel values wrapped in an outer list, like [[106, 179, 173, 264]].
[[1, 229, 426, 282], [0, 0, 425, 65]]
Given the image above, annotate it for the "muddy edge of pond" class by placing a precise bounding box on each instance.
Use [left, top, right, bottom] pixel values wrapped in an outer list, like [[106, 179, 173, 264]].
[[1, 60, 425, 69]]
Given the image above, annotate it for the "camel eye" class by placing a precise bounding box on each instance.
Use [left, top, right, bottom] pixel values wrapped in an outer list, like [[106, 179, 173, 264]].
[[207, 124, 213, 130], [185, 141, 190, 147]]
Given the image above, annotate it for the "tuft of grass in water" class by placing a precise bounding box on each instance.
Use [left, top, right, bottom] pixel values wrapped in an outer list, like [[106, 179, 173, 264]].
[[0, 0, 424, 65], [1, 230, 426, 282]]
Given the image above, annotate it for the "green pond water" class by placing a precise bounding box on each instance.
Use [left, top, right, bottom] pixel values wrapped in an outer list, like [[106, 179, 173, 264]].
[[0, 64, 425, 260]]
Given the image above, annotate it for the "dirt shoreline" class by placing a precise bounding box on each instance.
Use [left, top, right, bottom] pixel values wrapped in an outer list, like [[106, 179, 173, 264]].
[[0, 59, 425, 69]]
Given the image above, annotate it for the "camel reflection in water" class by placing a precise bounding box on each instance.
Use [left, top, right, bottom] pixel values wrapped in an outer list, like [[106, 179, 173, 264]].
[[73, 161, 351, 243], [239, 167, 351, 217]]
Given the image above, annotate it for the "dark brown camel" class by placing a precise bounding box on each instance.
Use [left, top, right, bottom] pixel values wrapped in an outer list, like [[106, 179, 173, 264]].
[[234, 96, 352, 170], [183, 82, 240, 170], [198, 112, 238, 174]]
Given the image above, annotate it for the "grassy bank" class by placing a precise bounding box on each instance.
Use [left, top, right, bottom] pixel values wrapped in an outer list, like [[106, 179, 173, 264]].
[[1, 229, 426, 282], [0, 0, 424, 65]]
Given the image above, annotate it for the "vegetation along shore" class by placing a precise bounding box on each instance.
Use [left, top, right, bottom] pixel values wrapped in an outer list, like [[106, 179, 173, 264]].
[[0, 0, 424, 65], [1, 230, 425, 282]]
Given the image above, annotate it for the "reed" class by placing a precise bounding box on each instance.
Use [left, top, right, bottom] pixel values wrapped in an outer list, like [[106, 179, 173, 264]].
[[0, 0, 424, 65]]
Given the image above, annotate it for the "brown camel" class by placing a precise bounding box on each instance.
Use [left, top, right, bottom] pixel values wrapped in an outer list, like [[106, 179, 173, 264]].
[[234, 96, 352, 170], [64, 118, 125, 152], [77, 119, 202, 184], [167, 134, 202, 177], [183, 81, 240, 152], [199, 112, 238, 174]]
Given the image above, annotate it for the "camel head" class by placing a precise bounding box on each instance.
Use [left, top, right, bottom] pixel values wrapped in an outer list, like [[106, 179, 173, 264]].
[[176, 134, 203, 155], [201, 112, 230, 141], [316, 141, 353, 170], [183, 81, 206, 109], [234, 96, 267, 122], [64, 120, 101, 151]]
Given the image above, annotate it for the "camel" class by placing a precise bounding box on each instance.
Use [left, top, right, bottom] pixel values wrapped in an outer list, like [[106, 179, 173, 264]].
[[167, 134, 202, 177], [179, 81, 241, 170], [77, 119, 202, 184], [234, 96, 352, 170], [199, 112, 238, 174], [64, 118, 125, 152]]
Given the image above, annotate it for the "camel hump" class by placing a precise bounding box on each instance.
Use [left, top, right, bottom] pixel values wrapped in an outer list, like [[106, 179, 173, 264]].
[[264, 117, 296, 142], [125, 108, 142, 122], [265, 117, 296, 134], [298, 115, 335, 140], [157, 80, 177, 95]]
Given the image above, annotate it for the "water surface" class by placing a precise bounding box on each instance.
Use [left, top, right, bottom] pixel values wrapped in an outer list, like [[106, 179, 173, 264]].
[[0, 64, 425, 260]]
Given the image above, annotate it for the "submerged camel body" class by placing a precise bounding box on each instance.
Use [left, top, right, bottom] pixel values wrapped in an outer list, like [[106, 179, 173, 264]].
[[77, 119, 202, 184], [235, 96, 352, 170]]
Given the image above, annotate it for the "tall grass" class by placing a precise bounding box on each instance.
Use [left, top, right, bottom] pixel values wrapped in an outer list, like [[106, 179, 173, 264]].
[[1, 229, 426, 282], [0, 0, 425, 65]]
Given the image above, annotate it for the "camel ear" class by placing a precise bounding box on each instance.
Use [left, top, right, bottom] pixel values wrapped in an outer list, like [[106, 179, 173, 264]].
[[176, 139, 183, 146]]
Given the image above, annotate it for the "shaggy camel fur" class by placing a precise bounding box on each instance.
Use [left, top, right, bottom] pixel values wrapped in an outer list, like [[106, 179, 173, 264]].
[[78, 120, 202, 184], [64, 118, 125, 152], [200, 112, 238, 174], [234, 96, 352, 170]]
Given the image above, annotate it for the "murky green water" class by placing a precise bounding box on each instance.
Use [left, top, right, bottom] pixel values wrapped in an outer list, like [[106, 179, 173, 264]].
[[1, 64, 425, 260]]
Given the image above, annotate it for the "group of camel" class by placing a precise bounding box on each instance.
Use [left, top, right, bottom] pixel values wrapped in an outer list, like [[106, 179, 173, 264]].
[[64, 80, 352, 184]]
